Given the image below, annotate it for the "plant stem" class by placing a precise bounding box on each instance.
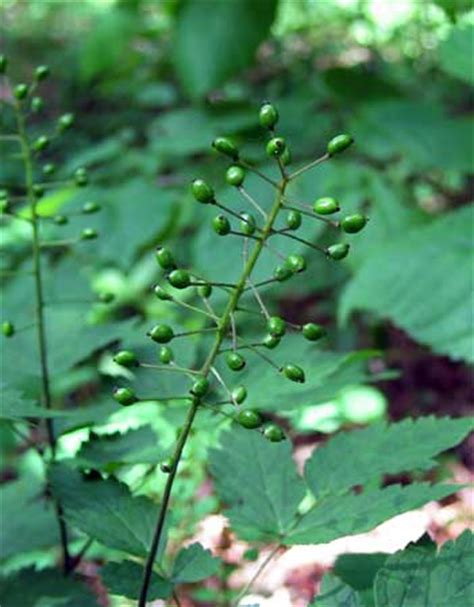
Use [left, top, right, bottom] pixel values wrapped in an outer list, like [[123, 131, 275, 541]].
[[288, 152, 330, 181], [231, 544, 283, 607], [137, 177, 289, 607], [14, 101, 72, 573]]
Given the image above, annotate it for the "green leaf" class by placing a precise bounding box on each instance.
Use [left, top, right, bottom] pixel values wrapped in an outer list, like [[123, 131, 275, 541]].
[[340, 206, 474, 363], [304, 416, 474, 499], [0, 568, 99, 607], [309, 573, 364, 607], [374, 530, 474, 607], [208, 426, 305, 540], [285, 483, 459, 545], [174, 0, 277, 98], [49, 464, 160, 558], [438, 25, 474, 84], [101, 560, 172, 601], [171, 542, 221, 583], [334, 553, 389, 592]]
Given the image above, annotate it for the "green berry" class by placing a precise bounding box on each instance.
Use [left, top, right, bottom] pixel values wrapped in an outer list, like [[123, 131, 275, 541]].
[[0, 55, 7, 74], [212, 136, 239, 159], [74, 167, 88, 187], [280, 146, 292, 166], [326, 243, 350, 260], [160, 457, 174, 473], [35, 65, 50, 81], [212, 214, 231, 236], [0, 199, 10, 214], [313, 197, 340, 215], [81, 228, 97, 240], [327, 133, 354, 156], [267, 316, 286, 338], [58, 113, 74, 131], [2, 321, 14, 338], [274, 264, 293, 282], [282, 363, 305, 383], [148, 324, 174, 343], [259, 102, 279, 129], [98, 292, 115, 303], [32, 184, 45, 198], [263, 423, 285, 442], [42, 163, 56, 176], [286, 210, 302, 230], [31, 96, 44, 112], [191, 178, 214, 204], [285, 254, 306, 274], [113, 387, 137, 406], [33, 135, 49, 152], [232, 386, 247, 404], [266, 137, 286, 158], [14, 84, 28, 100], [341, 213, 367, 234], [263, 334, 280, 349], [159, 346, 174, 364], [302, 323, 325, 341], [236, 409, 262, 429], [114, 350, 138, 367], [168, 269, 191, 289], [190, 377, 210, 397], [154, 285, 172, 300], [226, 165, 245, 187], [54, 214, 68, 225], [240, 212, 256, 235], [198, 283, 212, 298], [82, 201, 100, 214], [226, 351, 246, 371], [155, 246, 176, 270]]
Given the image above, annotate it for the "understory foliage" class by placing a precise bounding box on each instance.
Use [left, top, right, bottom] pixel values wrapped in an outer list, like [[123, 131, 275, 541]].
[[1, 44, 473, 607]]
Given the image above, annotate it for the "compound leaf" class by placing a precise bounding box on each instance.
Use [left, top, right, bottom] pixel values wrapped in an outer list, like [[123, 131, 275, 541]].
[[171, 542, 221, 584]]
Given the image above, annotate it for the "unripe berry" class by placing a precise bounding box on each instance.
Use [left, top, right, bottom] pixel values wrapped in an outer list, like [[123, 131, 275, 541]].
[[58, 113, 74, 132], [232, 386, 247, 404], [340, 213, 368, 234], [31, 96, 44, 112], [240, 212, 256, 235], [212, 136, 239, 159], [82, 201, 100, 214], [2, 321, 14, 337], [286, 210, 302, 230], [267, 316, 286, 338], [33, 136, 49, 152], [263, 334, 280, 349], [263, 423, 285, 442], [226, 351, 246, 371], [148, 324, 174, 343], [326, 243, 350, 260], [274, 264, 293, 282], [54, 214, 68, 225], [285, 254, 306, 274], [259, 102, 279, 129], [98, 292, 115, 303], [190, 377, 210, 397], [236, 409, 262, 429], [302, 323, 325, 341], [114, 350, 139, 367], [327, 133, 354, 156], [14, 84, 28, 100], [0, 55, 7, 74], [74, 168, 88, 187], [154, 285, 172, 300], [159, 346, 174, 364], [81, 228, 98, 240], [226, 165, 245, 187], [168, 269, 191, 289], [191, 178, 214, 204], [32, 184, 45, 198], [198, 283, 212, 298], [35, 65, 50, 81], [282, 363, 305, 383], [155, 246, 176, 270], [281, 146, 292, 166], [42, 163, 56, 176], [212, 214, 231, 236], [160, 457, 174, 473], [113, 387, 137, 406], [266, 137, 286, 158], [313, 197, 339, 215]]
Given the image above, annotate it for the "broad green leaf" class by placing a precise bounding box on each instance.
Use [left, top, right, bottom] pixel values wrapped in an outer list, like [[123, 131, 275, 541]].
[[101, 561, 172, 600], [174, 0, 277, 98], [304, 416, 474, 499], [49, 464, 159, 558], [334, 553, 389, 592], [438, 25, 474, 85], [171, 542, 221, 583], [209, 427, 305, 540], [310, 573, 364, 607], [285, 483, 458, 545], [0, 568, 99, 607], [340, 206, 474, 363], [374, 530, 474, 607]]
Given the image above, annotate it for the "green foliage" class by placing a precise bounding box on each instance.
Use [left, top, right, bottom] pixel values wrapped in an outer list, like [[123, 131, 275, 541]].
[[102, 561, 172, 601], [438, 25, 474, 84], [171, 542, 221, 583]]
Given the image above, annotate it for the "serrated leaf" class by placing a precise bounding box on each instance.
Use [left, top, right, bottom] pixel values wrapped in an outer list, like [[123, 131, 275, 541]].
[[101, 560, 172, 600], [171, 542, 221, 583], [209, 427, 305, 541], [285, 483, 458, 545], [304, 416, 474, 499], [374, 530, 474, 607], [334, 553, 389, 592], [310, 573, 364, 607], [49, 464, 160, 558], [340, 206, 474, 363], [438, 25, 474, 85]]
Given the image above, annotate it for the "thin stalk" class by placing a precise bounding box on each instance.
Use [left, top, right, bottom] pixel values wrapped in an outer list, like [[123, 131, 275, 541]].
[[239, 158, 279, 188], [14, 100, 72, 573], [231, 544, 283, 607], [137, 176, 289, 607], [139, 363, 201, 375], [270, 228, 327, 254], [287, 152, 330, 181], [238, 186, 267, 219], [282, 202, 339, 228]]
